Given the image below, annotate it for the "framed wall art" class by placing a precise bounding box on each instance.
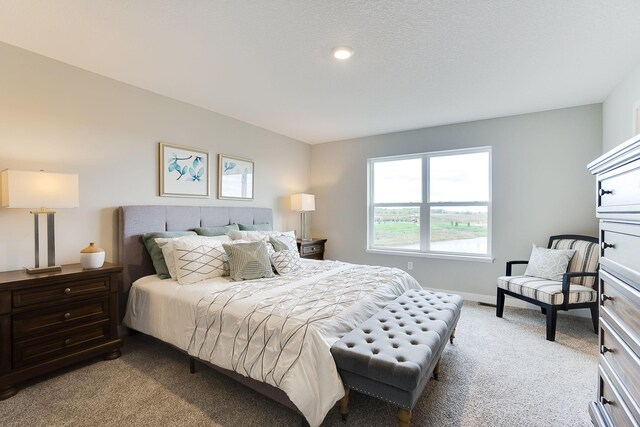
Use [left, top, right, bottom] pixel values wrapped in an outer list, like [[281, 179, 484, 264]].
[[218, 154, 254, 200], [159, 142, 210, 198]]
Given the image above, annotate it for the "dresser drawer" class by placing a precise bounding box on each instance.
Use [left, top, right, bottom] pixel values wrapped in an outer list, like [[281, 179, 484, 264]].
[[599, 364, 639, 427], [600, 269, 640, 356], [13, 297, 109, 339], [301, 244, 323, 256], [13, 320, 110, 369], [12, 278, 109, 308], [600, 222, 640, 284], [600, 319, 640, 412], [597, 156, 640, 215]]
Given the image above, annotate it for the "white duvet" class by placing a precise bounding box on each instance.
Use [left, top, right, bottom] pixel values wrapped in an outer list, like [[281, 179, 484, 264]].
[[123, 259, 421, 426]]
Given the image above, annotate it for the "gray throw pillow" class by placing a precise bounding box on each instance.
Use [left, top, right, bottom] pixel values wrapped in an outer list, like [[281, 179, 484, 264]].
[[270, 250, 303, 275], [524, 245, 576, 281], [238, 223, 272, 231], [269, 236, 297, 252], [142, 231, 197, 279], [223, 241, 275, 281], [194, 224, 239, 236]]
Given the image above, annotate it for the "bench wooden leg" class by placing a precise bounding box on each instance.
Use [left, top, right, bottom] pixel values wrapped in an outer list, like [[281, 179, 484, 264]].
[[433, 357, 441, 381], [397, 408, 411, 427], [189, 356, 196, 374], [449, 328, 456, 344], [339, 387, 350, 421]]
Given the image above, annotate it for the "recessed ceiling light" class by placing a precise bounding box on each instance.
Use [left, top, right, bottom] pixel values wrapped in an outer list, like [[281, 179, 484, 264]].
[[331, 46, 353, 61]]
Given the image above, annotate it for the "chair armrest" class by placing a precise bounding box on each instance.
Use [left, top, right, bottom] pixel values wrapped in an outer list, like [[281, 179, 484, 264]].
[[561, 272, 599, 309], [506, 260, 529, 276]]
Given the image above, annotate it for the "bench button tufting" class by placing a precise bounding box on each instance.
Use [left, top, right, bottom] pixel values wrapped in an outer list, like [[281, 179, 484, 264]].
[[397, 356, 405, 362], [373, 349, 379, 354], [393, 344, 399, 348], [347, 343, 354, 348]]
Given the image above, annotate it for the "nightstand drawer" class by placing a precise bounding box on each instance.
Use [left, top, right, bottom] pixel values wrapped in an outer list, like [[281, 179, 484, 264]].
[[302, 244, 323, 256], [12, 278, 109, 308], [13, 297, 109, 339], [13, 320, 110, 369]]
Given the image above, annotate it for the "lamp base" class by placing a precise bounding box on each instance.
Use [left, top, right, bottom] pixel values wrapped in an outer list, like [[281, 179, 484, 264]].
[[26, 265, 62, 274]]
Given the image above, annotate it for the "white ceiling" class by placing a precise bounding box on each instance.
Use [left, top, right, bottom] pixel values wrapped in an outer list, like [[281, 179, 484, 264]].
[[1, 1, 640, 144]]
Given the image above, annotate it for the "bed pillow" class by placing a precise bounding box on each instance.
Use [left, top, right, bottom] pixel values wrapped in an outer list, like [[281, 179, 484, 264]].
[[270, 250, 303, 275], [238, 223, 272, 231], [142, 231, 197, 279], [172, 238, 229, 285], [194, 224, 239, 236], [228, 230, 295, 242], [524, 245, 576, 281], [223, 241, 274, 281], [157, 235, 231, 279], [269, 235, 297, 252]]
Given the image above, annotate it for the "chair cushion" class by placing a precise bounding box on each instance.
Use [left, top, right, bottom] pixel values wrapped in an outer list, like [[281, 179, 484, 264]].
[[550, 238, 598, 288], [497, 275, 597, 305]]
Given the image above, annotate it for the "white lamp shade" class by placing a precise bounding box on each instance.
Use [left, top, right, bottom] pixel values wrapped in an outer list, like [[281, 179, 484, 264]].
[[1, 169, 79, 209], [291, 193, 315, 212]]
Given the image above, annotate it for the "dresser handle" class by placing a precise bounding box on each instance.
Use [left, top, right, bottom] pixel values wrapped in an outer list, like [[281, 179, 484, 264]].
[[64, 312, 71, 319], [64, 288, 71, 295], [601, 397, 612, 405], [599, 189, 613, 196], [601, 242, 615, 250], [601, 294, 613, 303], [64, 338, 71, 345], [601, 345, 612, 354]]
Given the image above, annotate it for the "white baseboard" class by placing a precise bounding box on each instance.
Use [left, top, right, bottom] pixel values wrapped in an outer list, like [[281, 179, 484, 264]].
[[427, 287, 592, 319]]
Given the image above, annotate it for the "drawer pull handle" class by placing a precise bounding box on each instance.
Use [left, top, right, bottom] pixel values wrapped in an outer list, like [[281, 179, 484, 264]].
[[601, 294, 613, 303], [599, 189, 613, 196], [601, 397, 612, 405], [64, 288, 71, 295], [601, 345, 612, 354], [64, 338, 71, 345], [64, 312, 71, 319], [601, 242, 615, 250]]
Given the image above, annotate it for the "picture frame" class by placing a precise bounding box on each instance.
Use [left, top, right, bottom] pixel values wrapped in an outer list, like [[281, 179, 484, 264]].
[[218, 154, 254, 200], [159, 142, 210, 198]]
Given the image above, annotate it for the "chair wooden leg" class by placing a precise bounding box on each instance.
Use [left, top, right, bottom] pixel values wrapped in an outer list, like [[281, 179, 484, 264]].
[[432, 357, 441, 381], [189, 357, 196, 374], [496, 288, 505, 318], [397, 408, 411, 427], [546, 307, 557, 341], [339, 387, 350, 421], [590, 304, 599, 335], [540, 307, 547, 315]]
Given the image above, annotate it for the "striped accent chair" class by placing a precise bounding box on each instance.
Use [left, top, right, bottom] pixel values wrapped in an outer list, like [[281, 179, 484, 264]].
[[496, 235, 599, 341]]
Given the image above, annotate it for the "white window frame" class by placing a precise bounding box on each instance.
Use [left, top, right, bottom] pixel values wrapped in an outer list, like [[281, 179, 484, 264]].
[[366, 146, 493, 262]]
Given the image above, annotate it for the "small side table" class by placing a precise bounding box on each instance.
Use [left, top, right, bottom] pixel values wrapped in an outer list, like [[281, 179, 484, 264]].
[[297, 238, 327, 260]]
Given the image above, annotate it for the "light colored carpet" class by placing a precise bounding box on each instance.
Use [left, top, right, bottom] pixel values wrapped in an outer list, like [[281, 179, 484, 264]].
[[0, 303, 597, 427]]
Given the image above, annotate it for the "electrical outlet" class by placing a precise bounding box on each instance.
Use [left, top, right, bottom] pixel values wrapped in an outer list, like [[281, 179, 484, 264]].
[[407, 261, 413, 270]]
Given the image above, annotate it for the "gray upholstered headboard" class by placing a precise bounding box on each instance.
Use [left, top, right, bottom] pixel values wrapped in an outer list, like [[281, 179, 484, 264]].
[[117, 205, 272, 316]]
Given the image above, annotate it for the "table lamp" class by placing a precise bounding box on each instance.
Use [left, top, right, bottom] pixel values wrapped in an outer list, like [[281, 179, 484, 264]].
[[1, 169, 79, 273], [291, 193, 315, 241]]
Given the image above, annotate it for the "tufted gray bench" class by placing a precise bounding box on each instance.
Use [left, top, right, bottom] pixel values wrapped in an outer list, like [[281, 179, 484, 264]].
[[330, 289, 463, 427]]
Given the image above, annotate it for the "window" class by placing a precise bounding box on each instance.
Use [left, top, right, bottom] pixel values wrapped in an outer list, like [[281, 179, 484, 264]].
[[367, 147, 492, 260]]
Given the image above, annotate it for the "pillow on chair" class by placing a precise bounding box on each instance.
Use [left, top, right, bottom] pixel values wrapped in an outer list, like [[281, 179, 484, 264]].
[[524, 245, 576, 281]]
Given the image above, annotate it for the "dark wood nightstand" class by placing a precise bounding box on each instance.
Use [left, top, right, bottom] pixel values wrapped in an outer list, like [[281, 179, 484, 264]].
[[297, 238, 327, 260], [0, 262, 122, 400]]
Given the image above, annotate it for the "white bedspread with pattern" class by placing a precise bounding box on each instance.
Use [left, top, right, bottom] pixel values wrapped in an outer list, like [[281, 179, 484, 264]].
[[123, 260, 421, 426]]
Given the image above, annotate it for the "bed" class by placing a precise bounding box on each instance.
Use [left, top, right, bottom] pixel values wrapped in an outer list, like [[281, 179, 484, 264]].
[[118, 205, 421, 426]]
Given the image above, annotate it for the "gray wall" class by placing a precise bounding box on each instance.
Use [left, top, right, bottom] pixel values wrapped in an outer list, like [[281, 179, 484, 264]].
[[310, 105, 602, 301], [0, 42, 310, 272], [603, 59, 640, 152]]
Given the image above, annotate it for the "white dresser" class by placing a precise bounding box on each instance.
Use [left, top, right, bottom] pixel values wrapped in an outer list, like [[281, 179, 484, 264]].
[[588, 135, 640, 427]]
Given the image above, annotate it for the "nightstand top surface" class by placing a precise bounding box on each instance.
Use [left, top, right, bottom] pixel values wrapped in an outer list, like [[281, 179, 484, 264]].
[[0, 262, 122, 286]]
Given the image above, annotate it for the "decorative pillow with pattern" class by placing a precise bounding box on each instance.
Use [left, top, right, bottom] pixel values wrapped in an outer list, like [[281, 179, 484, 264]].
[[223, 241, 275, 281], [172, 238, 229, 285], [156, 235, 231, 279], [270, 250, 303, 275], [269, 235, 297, 252], [524, 245, 576, 281]]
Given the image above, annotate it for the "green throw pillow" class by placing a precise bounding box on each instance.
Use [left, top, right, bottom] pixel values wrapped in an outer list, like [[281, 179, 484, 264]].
[[142, 231, 197, 279], [223, 241, 275, 281], [194, 223, 239, 236], [238, 223, 272, 231]]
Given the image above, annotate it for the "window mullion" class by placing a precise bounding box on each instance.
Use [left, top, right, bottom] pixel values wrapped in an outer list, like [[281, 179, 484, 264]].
[[421, 155, 429, 252]]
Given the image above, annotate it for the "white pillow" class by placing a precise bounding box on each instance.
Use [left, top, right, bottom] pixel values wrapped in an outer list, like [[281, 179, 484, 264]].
[[270, 250, 303, 275], [156, 235, 231, 279], [227, 230, 296, 242], [524, 245, 576, 281], [173, 238, 229, 285]]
